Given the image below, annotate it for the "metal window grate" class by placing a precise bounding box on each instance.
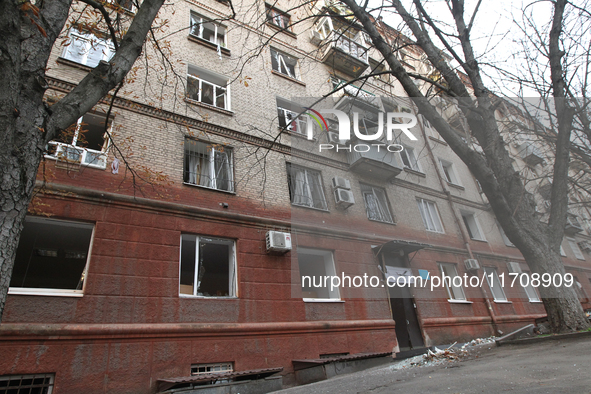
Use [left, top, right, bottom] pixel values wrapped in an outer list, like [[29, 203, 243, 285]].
[[0, 373, 54, 394], [184, 140, 234, 192]]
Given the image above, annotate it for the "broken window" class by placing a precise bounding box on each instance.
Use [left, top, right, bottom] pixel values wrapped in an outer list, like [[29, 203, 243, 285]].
[[266, 4, 291, 30], [191, 363, 233, 376], [46, 112, 111, 168], [400, 146, 421, 172], [187, 65, 229, 110], [62, 28, 115, 68], [461, 212, 486, 241], [271, 48, 298, 79], [360, 184, 393, 223], [298, 248, 340, 300], [184, 139, 234, 192], [484, 267, 507, 302], [179, 235, 236, 297], [438, 263, 466, 301], [286, 163, 328, 210], [439, 158, 461, 185], [0, 373, 55, 394], [9, 217, 93, 295], [190, 12, 227, 47]]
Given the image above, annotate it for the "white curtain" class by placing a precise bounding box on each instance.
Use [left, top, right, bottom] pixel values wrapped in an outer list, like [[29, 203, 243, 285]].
[[292, 168, 307, 205]]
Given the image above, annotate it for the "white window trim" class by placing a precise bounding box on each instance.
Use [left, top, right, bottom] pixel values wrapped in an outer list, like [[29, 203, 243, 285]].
[[360, 184, 394, 223], [287, 164, 328, 211], [438, 263, 466, 301], [190, 12, 227, 48], [266, 4, 291, 30], [187, 74, 231, 111], [567, 237, 585, 260], [271, 48, 299, 80], [461, 211, 487, 242], [277, 106, 307, 134], [62, 28, 115, 67], [45, 114, 112, 169], [497, 221, 515, 247], [400, 146, 422, 172], [484, 267, 508, 302], [298, 248, 341, 301], [439, 158, 461, 186], [178, 234, 237, 298], [9, 217, 94, 297], [417, 198, 444, 233], [184, 140, 234, 192]]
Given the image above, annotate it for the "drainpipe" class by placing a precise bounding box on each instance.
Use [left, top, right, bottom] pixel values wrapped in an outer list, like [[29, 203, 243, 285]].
[[417, 116, 500, 336]]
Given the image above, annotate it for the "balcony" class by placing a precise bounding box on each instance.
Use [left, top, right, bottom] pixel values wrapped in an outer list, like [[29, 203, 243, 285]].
[[46, 141, 107, 169], [565, 215, 584, 235], [518, 142, 544, 167], [347, 144, 404, 181], [319, 31, 369, 77]]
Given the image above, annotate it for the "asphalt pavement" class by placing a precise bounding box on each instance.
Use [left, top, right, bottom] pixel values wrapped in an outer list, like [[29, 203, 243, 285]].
[[275, 335, 591, 393]]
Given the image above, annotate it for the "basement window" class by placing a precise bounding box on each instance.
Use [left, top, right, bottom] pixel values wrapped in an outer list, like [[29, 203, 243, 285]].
[[9, 217, 93, 296], [0, 373, 55, 394], [179, 235, 236, 298], [46, 112, 111, 169], [191, 362, 233, 376]]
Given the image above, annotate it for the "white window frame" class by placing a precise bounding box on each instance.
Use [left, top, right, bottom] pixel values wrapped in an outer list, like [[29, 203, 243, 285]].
[[287, 164, 328, 210], [400, 146, 422, 172], [497, 221, 515, 247], [507, 262, 540, 302], [420, 114, 442, 140], [417, 198, 444, 233], [484, 267, 508, 302], [179, 234, 237, 298], [567, 237, 585, 260], [277, 107, 307, 134], [298, 248, 340, 301], [438, 263, 466, 301], [439, 158, 461, 186], [315, 16, 334, 40], [183, 139, 234, 192], [46, 112, 111, 169], [560, 243, 567, 256], [461, 211, 486, 241], [187, 65, 230, 110], [360, 184, 394, 223], [8, 217, 94, 297], [270, 48, 299, 79], [190, 12, 227, 47], [191, 362, 234, 376], [62, 28, 115, 68]]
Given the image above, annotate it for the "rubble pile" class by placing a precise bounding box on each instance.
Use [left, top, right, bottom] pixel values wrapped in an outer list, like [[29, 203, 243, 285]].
[[460, 336, 496, 349]]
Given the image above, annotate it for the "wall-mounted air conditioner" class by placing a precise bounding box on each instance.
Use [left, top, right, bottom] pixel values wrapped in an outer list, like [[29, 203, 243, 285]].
[[332, 176, 351, 190], [266, 231, 292, 254], [464, 259, 480, 271], [334, 188, 355, 209]]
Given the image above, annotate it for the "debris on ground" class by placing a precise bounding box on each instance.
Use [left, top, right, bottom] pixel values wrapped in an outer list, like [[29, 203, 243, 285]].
[[460, 336, 496, 349]]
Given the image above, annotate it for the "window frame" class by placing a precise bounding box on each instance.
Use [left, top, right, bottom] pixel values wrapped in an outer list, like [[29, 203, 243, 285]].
[[567, 237, 585, 260], [0, 373, 55, 394], [183, 139, 235, 193], [8, 217, 94, 297], [483, 267, 508, 302], [189, 11, 227, 48], [270, 47, 299, 80], [400, 146, 422, 172], [45, 112, 112, 169], [360, 183, 394, 224], [497, 221, 515, 247], [439, 158, 461, 186], [298, 248, 341, 302], [61, 27, 115, 68], [277, 106, 307, 134], [186, 65, 231, 111], [438, 263, 466, 301], [178, 234, 237, 298], [286, 163, 328, 211], [416, 198, 444, 233], [461, 211, 486, 241], [266, 4, 292, 31]]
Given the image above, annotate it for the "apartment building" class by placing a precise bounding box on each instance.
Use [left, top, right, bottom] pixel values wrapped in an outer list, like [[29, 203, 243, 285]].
[[1, 0, 590, 392]]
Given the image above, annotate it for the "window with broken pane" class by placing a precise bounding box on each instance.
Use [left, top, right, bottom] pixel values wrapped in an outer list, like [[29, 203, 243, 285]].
[[62, 28, 115, 68], [286, 163, 327, 210], [270, 48, 298, 79], [179, 235, 236, 297], [10, 217, 93, 294], [184, 139, 234, 192], [187, 65, 229, 110]]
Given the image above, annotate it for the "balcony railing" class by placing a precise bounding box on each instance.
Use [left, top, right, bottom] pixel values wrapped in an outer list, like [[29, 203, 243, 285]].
[[47, 141, 107, 169], [319, 31, 369, 77]]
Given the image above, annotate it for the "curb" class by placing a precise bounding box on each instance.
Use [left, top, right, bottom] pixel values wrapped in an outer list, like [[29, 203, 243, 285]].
[[496, 329, 591, 346]]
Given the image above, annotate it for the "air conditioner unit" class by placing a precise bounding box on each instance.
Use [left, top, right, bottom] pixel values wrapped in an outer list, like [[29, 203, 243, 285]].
[[334, 188, 355, 209], [464, 259, 480, 271], [507, 262, 523, 273], [266, 231, 292, 254], [310, 30, 323, 45], [328, 131, 347, 146], [332, 176, 351, 190], [578, 241, 591, 252]]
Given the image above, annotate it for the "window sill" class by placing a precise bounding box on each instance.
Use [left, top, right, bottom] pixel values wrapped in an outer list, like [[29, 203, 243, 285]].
[[368, 218, 396, 226], [447, 182, 465, 190], [426, 229, 445, 234], [185, 98, 234, 116], [279, 127, 312, 140], [493, 300, 512, 304], [8, 288, 84, 297], [271, 70, 306, 86], [469, 237, 488, 243], [183, 182, 236, 194], [291, 203, 329, 213], [44, 154, 107, 170], [187, 35, 231, 56], [529, 300, 543, 303], [429, 136, 447, 145], [447, 299, 473, 304], [180, 294, 238, 299], [303, 298, 344, 303], [56, 57, 93, 72], [403, 167, 426, 177], [266, 22, 297, 39]]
